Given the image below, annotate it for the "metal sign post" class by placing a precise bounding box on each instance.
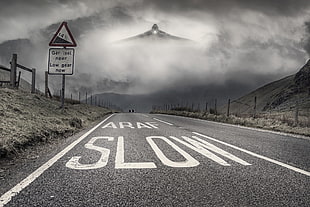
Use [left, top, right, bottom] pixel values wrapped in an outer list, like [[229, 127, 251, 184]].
[[61, 74, 65, 108], [48, 21, 77, 109]]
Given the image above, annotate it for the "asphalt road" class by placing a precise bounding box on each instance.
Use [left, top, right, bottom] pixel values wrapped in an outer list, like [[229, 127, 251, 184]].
[[1, 113, 309, 206]]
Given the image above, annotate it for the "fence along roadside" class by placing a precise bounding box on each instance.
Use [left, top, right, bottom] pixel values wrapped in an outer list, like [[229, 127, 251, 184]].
[[0, 54, 36, 93]]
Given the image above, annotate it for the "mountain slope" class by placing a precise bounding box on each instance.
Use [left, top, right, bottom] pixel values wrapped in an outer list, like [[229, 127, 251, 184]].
[[223, 60, 310, 115]]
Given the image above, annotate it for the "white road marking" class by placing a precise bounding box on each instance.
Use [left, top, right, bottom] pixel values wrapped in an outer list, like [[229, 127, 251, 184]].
[[115, 136, 156, 169], [146, 136, 200, 168], [102, 122, 117, 129], [140, 114, 149, 117], [102, 122, 157, 129], [193, 132, 310, 176], [191, 136, 251, 166], [170, 136, 230, 166], [170, 136, 251, 166], [66, 136, 113, 170], [136, 122, 152, 129], [145, 122, 159, 129], [0, 114, 114, 206], [153, 118, 173, 126], [119, 122, 135, 129], [157, 114, 309, 140]]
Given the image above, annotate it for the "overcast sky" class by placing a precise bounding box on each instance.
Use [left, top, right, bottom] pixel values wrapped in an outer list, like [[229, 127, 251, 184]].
[[0, 0, 310, 108]]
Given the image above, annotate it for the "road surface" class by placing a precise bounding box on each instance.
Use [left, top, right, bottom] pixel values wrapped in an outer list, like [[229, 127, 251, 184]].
[[1, 113, 309, 206]]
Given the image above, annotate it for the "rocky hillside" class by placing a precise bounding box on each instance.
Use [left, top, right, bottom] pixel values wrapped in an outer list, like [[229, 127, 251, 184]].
[[223, 60, 310, 115], [0, 87, 111, 158]]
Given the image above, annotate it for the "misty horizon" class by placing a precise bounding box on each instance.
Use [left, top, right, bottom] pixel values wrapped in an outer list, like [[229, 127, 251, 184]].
[[0, 0, 309, 111]]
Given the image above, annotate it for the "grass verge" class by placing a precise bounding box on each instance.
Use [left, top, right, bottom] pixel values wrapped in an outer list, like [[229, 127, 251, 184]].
[[151, 110, 310, 137], [0, 88, 112, 158]]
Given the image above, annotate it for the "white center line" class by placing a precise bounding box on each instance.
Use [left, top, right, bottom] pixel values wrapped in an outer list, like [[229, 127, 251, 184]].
[[0, 114, 114, 207], [193, 132, 310, 177], [153, 118, 173, 126]]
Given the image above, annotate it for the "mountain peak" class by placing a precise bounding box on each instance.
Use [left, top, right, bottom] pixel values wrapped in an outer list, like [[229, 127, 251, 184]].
[[119, 24, 192, 42], [152, 24, 159, 33], [294, 59, 310, 90]]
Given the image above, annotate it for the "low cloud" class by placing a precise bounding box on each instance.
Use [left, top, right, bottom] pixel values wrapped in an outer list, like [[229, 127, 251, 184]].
[[0, 1, 309, 108]]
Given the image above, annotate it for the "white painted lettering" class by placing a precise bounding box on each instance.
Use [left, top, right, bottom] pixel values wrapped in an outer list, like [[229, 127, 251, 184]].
[[170, 136, 229, 166], [146, 136, 199, 167], [66, 136, 113, 170], [191, 136, 251, 165], [170, 136, 250, 166], [115, 136, 156, 169], [136, 122, 152, 129], [145, 122, 159, 129], [102, 122, 117, 129], [119, 122, 134, 129]]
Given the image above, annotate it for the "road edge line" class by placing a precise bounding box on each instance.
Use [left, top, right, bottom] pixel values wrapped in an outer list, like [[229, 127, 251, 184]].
[[153, 118, 173, 126], [0, 114, 114, 207], [156, 114, 309, 140]]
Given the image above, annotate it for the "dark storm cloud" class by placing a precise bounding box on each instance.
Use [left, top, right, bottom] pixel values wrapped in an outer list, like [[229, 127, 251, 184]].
[[0, 0, 309, 111], [141, 0, 310, 16]]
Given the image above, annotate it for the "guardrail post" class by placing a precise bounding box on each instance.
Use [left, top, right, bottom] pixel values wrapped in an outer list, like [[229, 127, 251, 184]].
[[10, 54, 17, 88], [31, 68, 36, 93]]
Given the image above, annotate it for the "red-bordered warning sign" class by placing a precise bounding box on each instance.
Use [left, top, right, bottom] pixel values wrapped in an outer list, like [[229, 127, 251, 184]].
[[49, 21, 77, 47]]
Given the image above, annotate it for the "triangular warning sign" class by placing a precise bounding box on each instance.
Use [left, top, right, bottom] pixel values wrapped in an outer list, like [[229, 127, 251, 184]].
[[49, 21, 77, 47]]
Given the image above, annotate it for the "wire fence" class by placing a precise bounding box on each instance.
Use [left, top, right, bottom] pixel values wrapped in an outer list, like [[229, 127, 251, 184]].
[[152, 96, 310, 128]]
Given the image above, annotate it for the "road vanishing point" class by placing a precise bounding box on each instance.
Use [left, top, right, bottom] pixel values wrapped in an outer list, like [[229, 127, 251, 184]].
[[0, 113, 309, 206]]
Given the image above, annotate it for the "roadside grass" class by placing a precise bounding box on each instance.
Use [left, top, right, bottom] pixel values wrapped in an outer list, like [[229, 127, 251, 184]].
[[151, 110, 310, 137], [0, 88, 112, 158]]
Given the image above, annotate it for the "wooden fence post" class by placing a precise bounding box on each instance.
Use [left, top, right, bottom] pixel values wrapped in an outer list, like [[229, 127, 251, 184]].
[[10, 54, 17, 88], [295, 88, 299, 126], [227, 99, 231, 117], [215, 99, 217, 115], [295, 100, 299, 126], [31, 68, 36, 93], [16, 71, 21, 88], [254, 96, 257, 118]]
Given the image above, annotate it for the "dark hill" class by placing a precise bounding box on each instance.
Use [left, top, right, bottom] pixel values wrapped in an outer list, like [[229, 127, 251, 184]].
[[221, 60, 310, 115]]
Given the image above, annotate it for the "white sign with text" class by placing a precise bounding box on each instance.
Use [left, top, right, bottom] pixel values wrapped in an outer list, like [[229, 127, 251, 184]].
[[48, 48, 74, 75]]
